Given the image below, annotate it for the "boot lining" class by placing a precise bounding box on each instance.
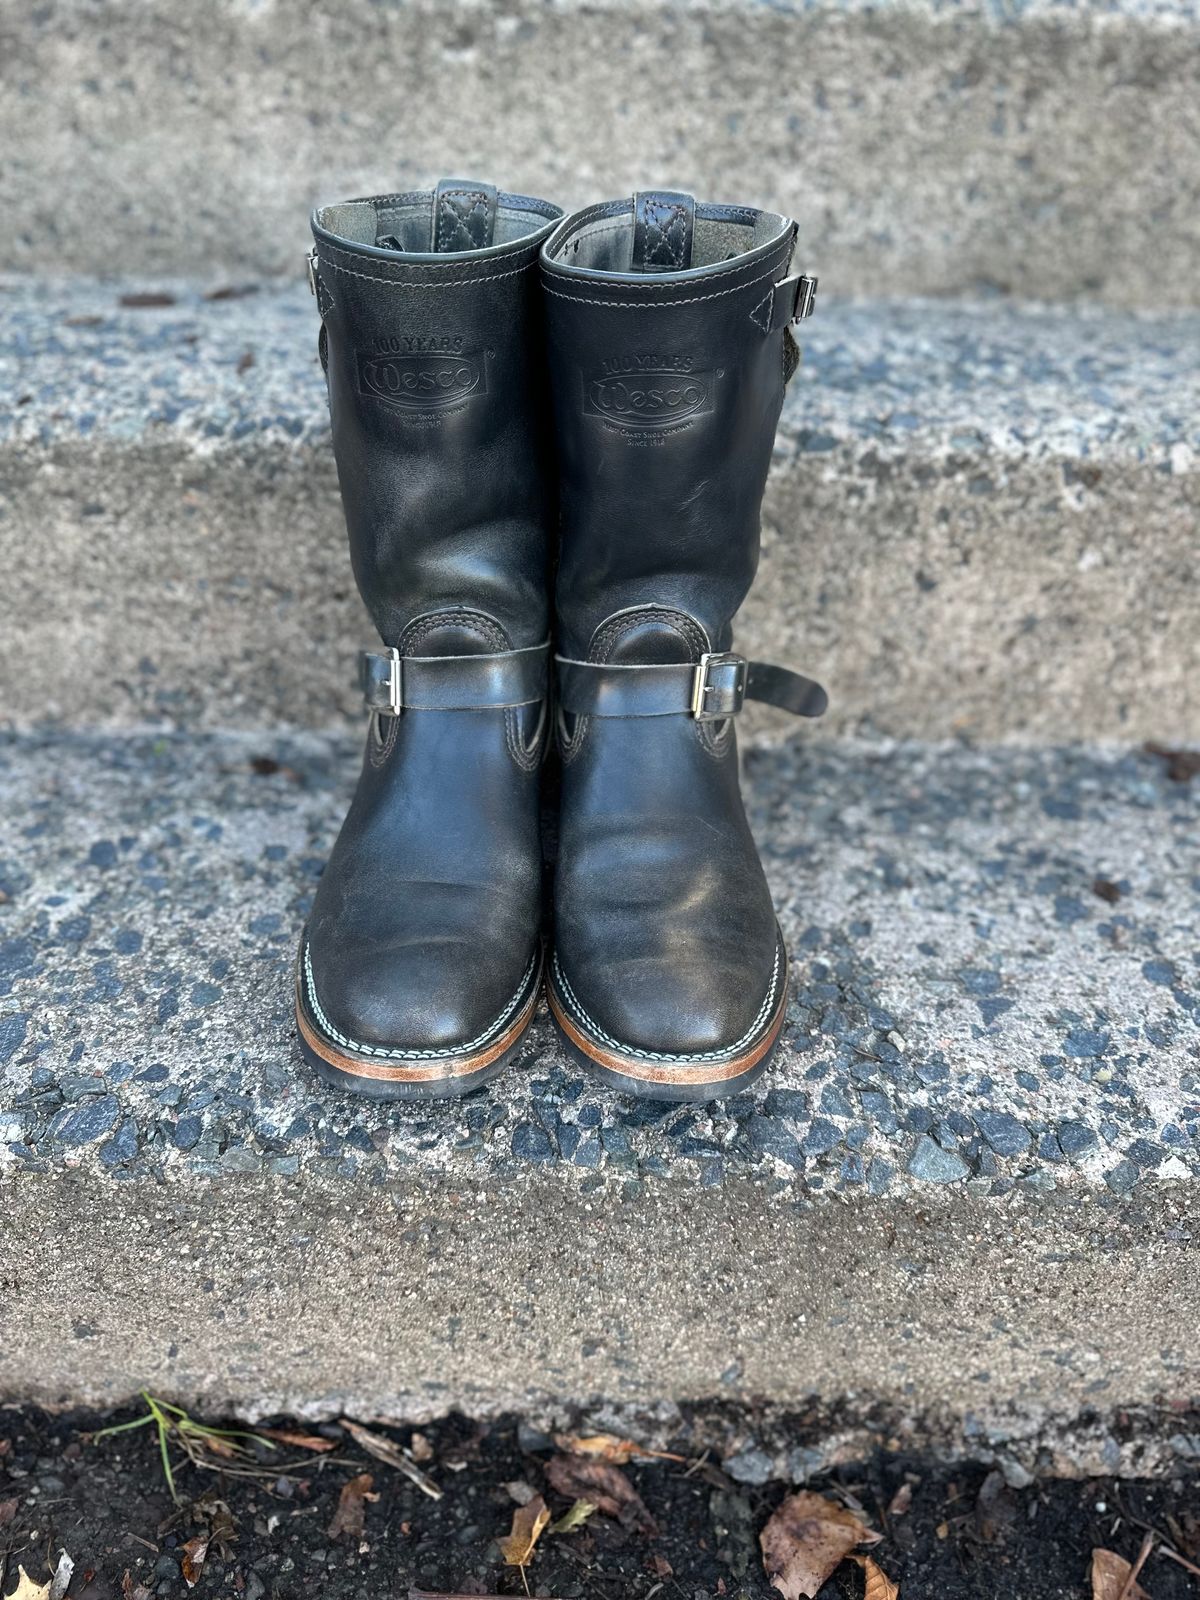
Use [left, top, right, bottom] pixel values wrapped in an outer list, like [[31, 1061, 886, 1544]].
[[549, 202, 790, 274], [316, 192, 560, 254]]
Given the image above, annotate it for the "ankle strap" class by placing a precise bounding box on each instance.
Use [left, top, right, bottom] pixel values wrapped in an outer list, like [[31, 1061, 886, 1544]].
[[555, 652, 827, 722], [360, 641, 550, 714]]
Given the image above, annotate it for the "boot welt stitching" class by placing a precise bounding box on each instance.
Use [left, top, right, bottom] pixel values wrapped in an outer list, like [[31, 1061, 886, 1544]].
[[550, 943, 781, 1063], [302, 942, 538, 1060]]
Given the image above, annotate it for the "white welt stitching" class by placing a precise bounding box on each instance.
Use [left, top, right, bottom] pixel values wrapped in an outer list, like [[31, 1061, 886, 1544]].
[[552, 943, 781, 1062], [303, 941, 537, 1060]]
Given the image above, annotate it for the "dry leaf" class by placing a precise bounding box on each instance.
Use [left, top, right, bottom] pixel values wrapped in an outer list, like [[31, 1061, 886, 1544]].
[[410, 1431, 434, 1463], [199, 1434, 238, 1460], [341, 1418, 441, 1499], [974, 1469, 1015, 1543], [548, 1500, 596, 1535], [650, 1554, 674, 1578], [0, 1496, 18, 1525], [327, 1473, 378, 1541], [121, 1572, 153, 1600], [256, 1427, 337, 1454], [887, 1483, 913, 1518], [850, 1553, 900, 1600], [761, 1491, 881, 1600], [48, 1554, 74, 1600], [1090, 1548, 1150, 1600], [545, 1454, 658, 1536], [180, 1536, 209, 1589], [499, 1494, 550, 1568], [554, 1432, 682, 1464], [5, 1568, 51, 1600]]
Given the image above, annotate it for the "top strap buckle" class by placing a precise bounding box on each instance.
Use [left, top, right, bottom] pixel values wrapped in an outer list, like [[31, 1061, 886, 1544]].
[[780, 272, 818, 322], [692, 652, 748, 721]]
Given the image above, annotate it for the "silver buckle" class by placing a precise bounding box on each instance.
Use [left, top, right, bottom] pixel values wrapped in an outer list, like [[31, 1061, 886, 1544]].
[[306, 249, 319, 296], [785, 273, 817, 320], [383, 647, 403, 715], [692, 652, 748, 721]]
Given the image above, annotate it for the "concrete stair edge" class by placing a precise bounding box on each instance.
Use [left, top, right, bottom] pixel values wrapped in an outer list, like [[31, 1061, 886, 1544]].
[[0, 728, 1196, 1423], [2, 0, 1200, 303], [0, 280, 1196, 740]]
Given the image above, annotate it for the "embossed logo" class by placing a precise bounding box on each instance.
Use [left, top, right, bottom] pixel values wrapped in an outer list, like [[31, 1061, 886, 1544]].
[[358, 341, 487, 412], [584, 355, 713, 430]]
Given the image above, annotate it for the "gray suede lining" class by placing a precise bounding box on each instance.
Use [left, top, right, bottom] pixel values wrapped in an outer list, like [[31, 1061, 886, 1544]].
[[316, 191, 559, 255], [551, 202, 790, 274]]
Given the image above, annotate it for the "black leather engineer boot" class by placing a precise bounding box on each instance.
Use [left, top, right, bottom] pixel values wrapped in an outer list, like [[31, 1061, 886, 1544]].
[[296, 181, 562, 1099], [540, 191, 825, 1100]]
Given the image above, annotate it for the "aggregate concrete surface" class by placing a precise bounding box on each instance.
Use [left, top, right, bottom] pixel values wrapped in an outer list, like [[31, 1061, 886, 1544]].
[[1, 280, 1196, 738], [3, 0, 1199, 306], [0, 730, 1196, 1430]]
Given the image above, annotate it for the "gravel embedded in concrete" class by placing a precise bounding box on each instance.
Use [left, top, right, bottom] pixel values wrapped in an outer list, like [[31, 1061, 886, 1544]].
[[1, 279, 1197, 740], [1, 728, 1195, 1192]]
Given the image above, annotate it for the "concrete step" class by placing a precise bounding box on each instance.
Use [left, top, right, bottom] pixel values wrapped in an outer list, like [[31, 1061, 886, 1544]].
[[0, 729, 1197, 1438], [3, 1, 1199, 306], [1, 279, 1196, 741]]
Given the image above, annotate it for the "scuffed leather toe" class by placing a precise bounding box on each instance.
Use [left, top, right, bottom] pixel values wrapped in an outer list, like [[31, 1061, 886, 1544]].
[[304, 933, 538, 1062]]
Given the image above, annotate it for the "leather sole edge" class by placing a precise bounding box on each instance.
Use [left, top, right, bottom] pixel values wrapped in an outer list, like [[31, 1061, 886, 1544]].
[[545, 936, 790, 1102], [294, 951, 542, 1101]]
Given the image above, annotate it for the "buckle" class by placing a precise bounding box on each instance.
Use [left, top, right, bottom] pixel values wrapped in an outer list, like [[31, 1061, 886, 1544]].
[[692, 652, 748, 721], [306, 249, 319, 296], [782, 272, 818, 321], [359, 646, 403, 714], [381, 647, 402, 715]]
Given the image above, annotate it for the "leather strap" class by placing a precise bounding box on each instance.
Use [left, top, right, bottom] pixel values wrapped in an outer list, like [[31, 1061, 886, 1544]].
[[632, 190, 696, 273], [360, 641, 549, 714], [555, 652, 827, 722], [432, 179, 499, 253], [751, 271, 818, 335]]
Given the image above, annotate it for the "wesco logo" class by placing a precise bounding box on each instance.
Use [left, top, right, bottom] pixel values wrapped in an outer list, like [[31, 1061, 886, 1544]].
[[358, 350, 485, 411], [584, 369, 712, 428]]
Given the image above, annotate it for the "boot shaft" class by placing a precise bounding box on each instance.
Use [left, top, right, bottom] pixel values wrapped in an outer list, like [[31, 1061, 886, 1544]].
[[310, 183, 562, 651], [539, 193, 808, 662]]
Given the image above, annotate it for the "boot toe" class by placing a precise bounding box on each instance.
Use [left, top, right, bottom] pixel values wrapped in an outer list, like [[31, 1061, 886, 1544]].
[[549, 928, 787, 1098], [298, 930, 540, 1097]]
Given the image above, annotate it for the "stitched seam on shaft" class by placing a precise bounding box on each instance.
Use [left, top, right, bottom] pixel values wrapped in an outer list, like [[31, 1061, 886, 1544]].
[[541, 269, 788, 310], [317, 233, 541, 274], [303, 943, 537, 1060], [552, 944, 781, 1063], [438, 190, 489, 252], [321, 257, 536, 290], [506, 696, 547, 772], [541, 239, 792, 298], [551, 220, 635, 258], [369, 711, 399, 768], [551, 236, 790, 288]]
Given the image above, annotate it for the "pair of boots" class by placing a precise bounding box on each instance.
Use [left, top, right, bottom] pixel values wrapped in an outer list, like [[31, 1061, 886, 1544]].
[[294, 180, 825, 1103]]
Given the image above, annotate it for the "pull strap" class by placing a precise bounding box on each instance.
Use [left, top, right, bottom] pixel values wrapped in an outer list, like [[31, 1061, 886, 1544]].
[[360, 641, 549, 715], [632, 190, 696, 273], [432, 179, 499, 253], [555, 652, 827, 722]]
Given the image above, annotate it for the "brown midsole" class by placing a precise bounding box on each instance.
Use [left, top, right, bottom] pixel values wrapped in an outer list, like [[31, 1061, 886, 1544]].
[[295, 972, 538, 1083], [546, 965, 789, 1085]]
